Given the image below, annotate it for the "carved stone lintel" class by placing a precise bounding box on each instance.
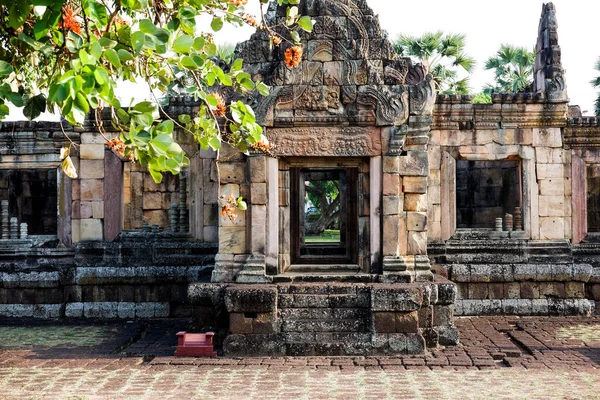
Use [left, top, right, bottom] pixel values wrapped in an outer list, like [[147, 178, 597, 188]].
[[267, 126, 381, 157]]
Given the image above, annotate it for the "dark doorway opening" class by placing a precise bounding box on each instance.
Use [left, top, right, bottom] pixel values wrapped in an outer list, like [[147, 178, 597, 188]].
[[0, 169, 58, 235], [456, 160, 521, 229], [290, 168, 358, 265]]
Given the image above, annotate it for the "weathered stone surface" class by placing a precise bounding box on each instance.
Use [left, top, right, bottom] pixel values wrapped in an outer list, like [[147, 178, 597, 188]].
[[225, 285, 277, 313], [267, 127, 381, 157], [371, 286, 423, 312]]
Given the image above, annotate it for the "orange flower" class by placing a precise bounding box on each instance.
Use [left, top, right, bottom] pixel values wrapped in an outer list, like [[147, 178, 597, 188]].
[[229, 0, 248, 6], [212, 93, 227, 117], [284, 46, 302, 68], [60, 5, 82, 35], [107, 137, 126, 158]]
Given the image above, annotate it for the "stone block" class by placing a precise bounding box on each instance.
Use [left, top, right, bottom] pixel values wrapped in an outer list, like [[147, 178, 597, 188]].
[[552, 265, 572, 281], [406, 212, 427, 232], [79, 160, 104, 179], [535, 264, 554, 281], [436, 282, 457, 304], [514, 264, 537, 281], [230, 312, 253, 334], [251, 183, 267, 205], [382, 173, 400, 195], [143, 210, 168, 228], [402, 176, 427, 194], [504, 282, 520, 299], [532, 128, 562, 148], [488, 283, 504, 299], [219, 227, 246, 254], [80, 179, 104, 201], [383, 156, 400, 173], [80, 219, 103, 241], [382, 215, 400, 256], [538, 178, 564, 196], [539, 217, 565, 240], [432, 305, 452, 327], [395, 311, 418, 333], [451, 265, 470, 282], [538, 196, 564, 217], [80, 144, 105, 160], [573, 264, 592, 282], [468, 283, 488, 300], [142, 192, 162, 210], [371, 286, 423, 312], [520, 282, 540, 299], [407, 231, 427, 255], [405, 333, 425, 354], [225, 285, 277, 313], [383, 196, 402, 216], [398, 152, 428, 176], [531, 299, 549, 315], [536, 164, 563, 179], [248, 157, 267, 183], [539, 282, 566, 298], [220, 163, 246, 184], [65, 302, 84, 318], [438, 325, 459, 346], [565, 282, 585, 298], [307, 40, 333, 62], [404, 194, 427, 212], [92, 201, 104, 219], [373, 312, 396, 333]]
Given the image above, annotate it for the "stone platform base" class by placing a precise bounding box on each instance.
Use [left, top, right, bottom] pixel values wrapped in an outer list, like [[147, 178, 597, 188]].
[[188, 278, 458, 356]]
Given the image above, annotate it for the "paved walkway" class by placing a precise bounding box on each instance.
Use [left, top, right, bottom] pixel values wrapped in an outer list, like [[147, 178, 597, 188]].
[[0, 317, 599, 399]]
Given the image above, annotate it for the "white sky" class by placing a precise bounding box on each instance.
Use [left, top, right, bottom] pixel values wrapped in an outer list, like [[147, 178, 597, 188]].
[[7, 0, 599, 120]]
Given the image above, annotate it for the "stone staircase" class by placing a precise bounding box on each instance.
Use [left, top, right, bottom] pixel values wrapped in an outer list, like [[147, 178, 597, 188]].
[[277, 284, 372, 355]]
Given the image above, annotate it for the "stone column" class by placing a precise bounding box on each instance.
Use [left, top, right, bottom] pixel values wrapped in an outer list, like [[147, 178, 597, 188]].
[[236, 151, 271, 283]]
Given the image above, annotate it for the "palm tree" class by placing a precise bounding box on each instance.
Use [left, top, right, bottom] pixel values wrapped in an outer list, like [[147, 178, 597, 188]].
[[393, 31, 475, 94], [484, 44, 535, 93], [591, 57, 600, 116]]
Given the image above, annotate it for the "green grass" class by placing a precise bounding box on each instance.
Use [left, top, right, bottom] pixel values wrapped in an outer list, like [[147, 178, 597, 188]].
[[305, 229, 341, 243]]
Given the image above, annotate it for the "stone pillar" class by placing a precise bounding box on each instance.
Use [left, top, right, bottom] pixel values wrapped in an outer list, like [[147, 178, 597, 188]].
[[236, 152, 271, 283], [1, 200, 8, 240], [381, 115, 434, 282]]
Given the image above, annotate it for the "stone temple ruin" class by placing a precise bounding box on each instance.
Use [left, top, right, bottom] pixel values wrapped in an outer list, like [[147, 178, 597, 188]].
[[1, 0, 599, 355]]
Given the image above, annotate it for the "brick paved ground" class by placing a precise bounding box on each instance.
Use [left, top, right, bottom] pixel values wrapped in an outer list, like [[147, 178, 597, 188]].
[[0, 317, 599, 399]]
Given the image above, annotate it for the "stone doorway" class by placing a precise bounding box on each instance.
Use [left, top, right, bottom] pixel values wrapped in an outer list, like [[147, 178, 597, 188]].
[[290, 167, 358, 266]]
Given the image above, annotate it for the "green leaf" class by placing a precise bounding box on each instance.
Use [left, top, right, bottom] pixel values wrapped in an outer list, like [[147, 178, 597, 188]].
[[152, 133, 173, 150], [104, 48, 121, 69], [148, 167, 163, 183], [139, 19, 156, 34], [297, 16, 314, 32], [256, 82, 270, 96], [290, 31, 300, 44], [74, 92, 90, 114], [131, 31, 146, 55], [90, 41, 103, 60], [117, 49, 135, 61], [156, 120, 174, 134], [173, 35, 193, 54], [23, 94, 47, 120], [33, 20, 50, 40], [0, 61, 13, 77], [211, 17, 224, 32], [133, 101, 156, 113], [204, 43, 217, 57], [231, 58, 243, 72], [8, 0, 29, 29]]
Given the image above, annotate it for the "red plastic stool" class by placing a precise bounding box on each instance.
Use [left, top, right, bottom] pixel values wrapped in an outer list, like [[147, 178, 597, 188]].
[[174, 331, 217, 357]]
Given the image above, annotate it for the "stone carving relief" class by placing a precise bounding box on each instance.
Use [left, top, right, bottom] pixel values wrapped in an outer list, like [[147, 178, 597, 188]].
[[409, 75, 436, 116], [357, 85, 408, 126], [267, 127, 382, 156]]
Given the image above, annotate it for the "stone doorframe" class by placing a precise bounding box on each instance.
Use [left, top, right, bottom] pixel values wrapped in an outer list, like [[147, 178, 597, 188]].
[[277, 157, 379, 274], [439, 148, 534, 240]]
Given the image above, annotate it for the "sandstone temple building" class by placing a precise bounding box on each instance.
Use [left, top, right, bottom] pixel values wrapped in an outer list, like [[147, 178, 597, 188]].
[[0, 0, 599, 355]]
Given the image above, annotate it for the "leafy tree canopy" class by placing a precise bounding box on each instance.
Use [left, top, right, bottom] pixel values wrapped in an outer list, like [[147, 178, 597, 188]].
[[591, 56, 600, 116], [0, 0, 313, 183], [484, 44, 534, 93], [393, 31, 475, 95]]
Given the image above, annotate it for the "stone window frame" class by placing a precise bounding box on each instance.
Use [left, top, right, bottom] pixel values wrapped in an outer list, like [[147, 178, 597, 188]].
[[440, 150, 532, 240], [0, 161, 71, 245]]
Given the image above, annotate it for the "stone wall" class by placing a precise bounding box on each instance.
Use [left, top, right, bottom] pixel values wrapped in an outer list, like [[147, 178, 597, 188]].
[[189, 279, 458, 356]]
